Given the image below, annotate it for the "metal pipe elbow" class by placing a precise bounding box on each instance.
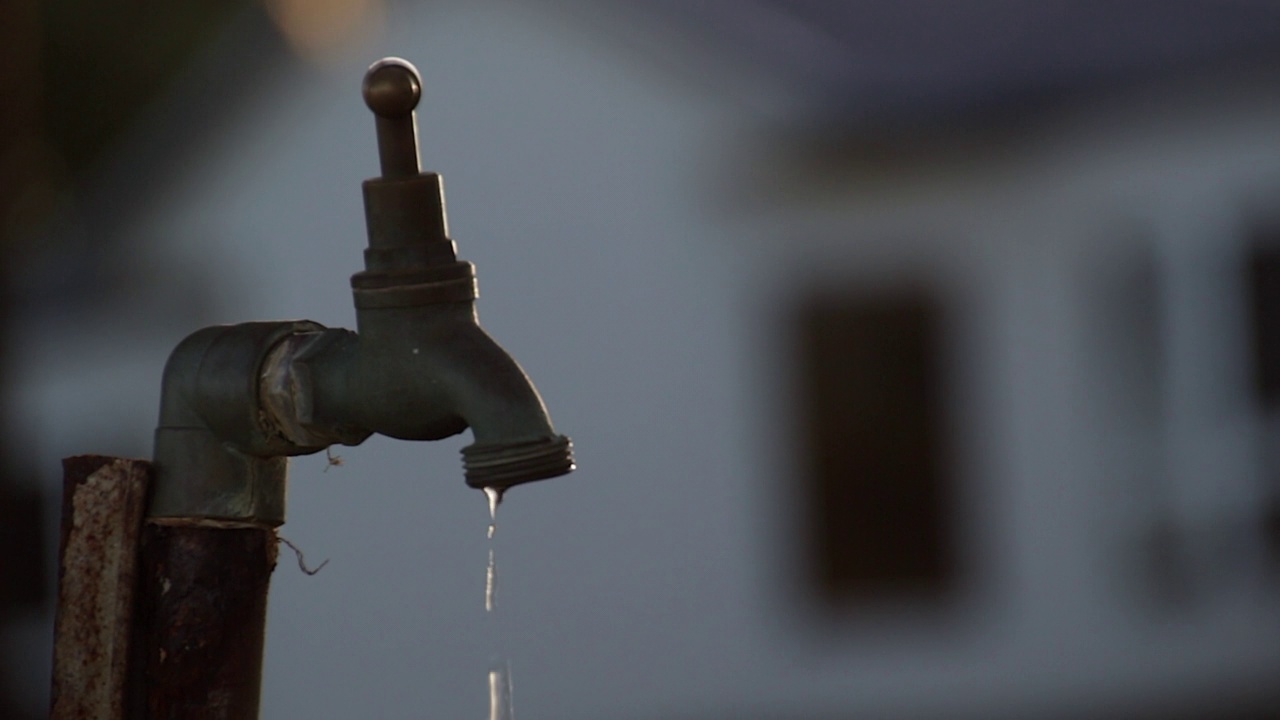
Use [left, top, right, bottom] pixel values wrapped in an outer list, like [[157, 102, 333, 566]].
[[150, 321, 326, 525]]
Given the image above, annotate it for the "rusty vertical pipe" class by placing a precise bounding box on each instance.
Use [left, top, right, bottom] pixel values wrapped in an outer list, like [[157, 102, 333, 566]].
[[51, 456, 278, 720], [50, 455, 151, 720], [126, 521, 277, 720]]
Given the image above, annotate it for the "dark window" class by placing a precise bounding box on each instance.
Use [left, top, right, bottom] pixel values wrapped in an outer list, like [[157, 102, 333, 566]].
[[795, 290, 956, 608], [1246, 243, 1280, 409], [1246, 237, 1280, 570]]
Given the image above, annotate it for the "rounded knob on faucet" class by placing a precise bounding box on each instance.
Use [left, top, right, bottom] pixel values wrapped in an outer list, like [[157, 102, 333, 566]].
[[363, 57, 422, 178], [363, 57, 421, 117]]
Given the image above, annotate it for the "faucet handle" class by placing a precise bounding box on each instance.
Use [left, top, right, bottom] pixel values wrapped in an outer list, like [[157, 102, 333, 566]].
[[354, 57, 470, 300], [362, 58, 422, 179]]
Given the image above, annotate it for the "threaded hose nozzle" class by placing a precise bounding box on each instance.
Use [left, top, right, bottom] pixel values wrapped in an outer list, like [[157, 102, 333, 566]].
[[462, 435, 574, 490]]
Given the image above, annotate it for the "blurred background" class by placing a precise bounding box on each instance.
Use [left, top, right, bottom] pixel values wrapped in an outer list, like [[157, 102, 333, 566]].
[[5, 1, 1280, 718]]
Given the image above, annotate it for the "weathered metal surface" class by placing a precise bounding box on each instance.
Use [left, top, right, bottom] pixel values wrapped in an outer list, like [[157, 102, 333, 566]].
[[126, 520, 278, 720], [50, 455, 152, 720]]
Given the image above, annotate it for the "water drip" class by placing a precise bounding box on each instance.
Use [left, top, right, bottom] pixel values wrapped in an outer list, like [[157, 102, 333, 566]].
[[487, 658, 514, 720], [483, 486, 513, 717]]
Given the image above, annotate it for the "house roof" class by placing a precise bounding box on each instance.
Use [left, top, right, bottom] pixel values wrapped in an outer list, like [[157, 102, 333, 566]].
[[634, 0, 1280, 122]]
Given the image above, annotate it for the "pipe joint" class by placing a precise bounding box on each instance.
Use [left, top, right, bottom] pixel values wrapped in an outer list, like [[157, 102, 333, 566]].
[[150, 321, 327, 525]]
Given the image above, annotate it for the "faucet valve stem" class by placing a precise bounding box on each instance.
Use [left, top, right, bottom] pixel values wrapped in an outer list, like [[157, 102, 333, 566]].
[[362, 57, 422, 179], [353, 58, 472, 306]]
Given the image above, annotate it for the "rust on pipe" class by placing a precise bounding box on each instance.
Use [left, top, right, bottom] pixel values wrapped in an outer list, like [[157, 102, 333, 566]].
[[126, 520, 278, 720], [50, 455, 152, 720]]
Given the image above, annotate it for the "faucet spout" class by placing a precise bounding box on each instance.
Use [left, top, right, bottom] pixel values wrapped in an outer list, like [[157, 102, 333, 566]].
[[428, 316, 574, 489], [281, 301, 573, 492]]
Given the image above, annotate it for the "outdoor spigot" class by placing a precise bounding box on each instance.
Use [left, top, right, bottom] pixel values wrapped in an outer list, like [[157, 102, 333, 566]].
[[149, 58, 575, 526]]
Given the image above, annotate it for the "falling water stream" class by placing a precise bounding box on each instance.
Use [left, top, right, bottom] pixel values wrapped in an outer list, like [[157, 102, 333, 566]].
[[483, 487, 514, 720]]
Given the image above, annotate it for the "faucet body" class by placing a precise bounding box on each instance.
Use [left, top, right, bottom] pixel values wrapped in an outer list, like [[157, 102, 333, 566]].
[[148, 58, 573, 526]]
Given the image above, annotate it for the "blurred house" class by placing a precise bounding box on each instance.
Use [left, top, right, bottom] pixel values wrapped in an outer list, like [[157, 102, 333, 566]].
[[7, 1, 1280, 718]]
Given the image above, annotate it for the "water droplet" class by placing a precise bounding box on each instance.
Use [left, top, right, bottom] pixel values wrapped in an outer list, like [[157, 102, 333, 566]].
[[488, 658, 515, 720], [485, 546, 497, 613], [484, 486, 503, 521], [484, 486, 503, 539]]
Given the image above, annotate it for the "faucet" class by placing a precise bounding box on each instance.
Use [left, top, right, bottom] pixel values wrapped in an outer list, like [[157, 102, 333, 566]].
[[125, 59, 574, 719], [148, 58, 574, 526]]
